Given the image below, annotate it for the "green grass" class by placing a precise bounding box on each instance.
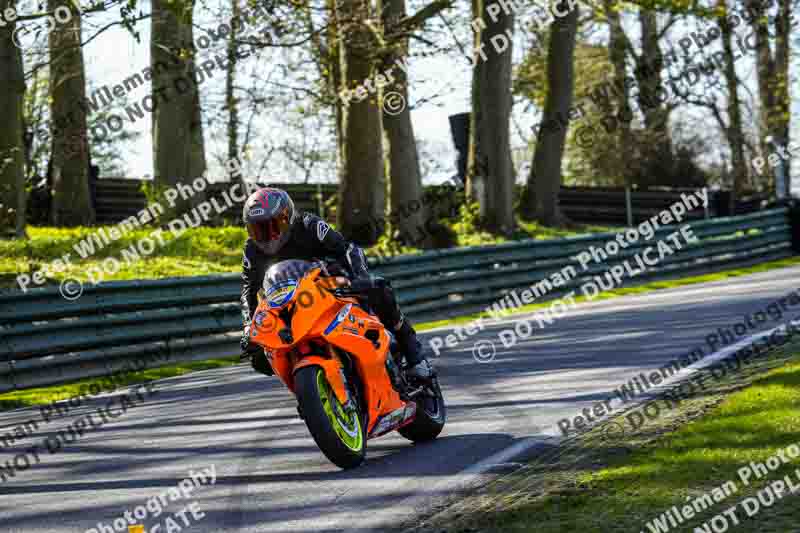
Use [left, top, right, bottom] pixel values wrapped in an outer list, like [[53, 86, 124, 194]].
[[0, 356, 239, 411], [415, 255, 800, 331], [459, 351, 800, 533], [2, 217, 619, 288], [351, 202, 621, 266], [1, 225, 248, 287], [449, 203, 619, 248]]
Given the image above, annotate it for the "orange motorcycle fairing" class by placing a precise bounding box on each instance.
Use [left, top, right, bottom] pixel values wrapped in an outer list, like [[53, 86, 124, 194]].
[[292, 355, 348, 405], [248, 265, 409, 435], [245, 261, 445, 469], [321, 307, 407, 435]]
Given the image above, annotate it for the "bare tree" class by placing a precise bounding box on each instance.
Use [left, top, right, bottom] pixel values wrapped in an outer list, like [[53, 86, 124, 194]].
[[749, 0, 792, 197], [226, 0, 241, 183], [524, 1, 578, 226], [635, 11, 672, 150], [0, 0, 26, 237], [478, 0, 515, 234], [718, 0, 747, 209], [603, 0, 634, 186], [381, 0, 432, 246], [151, 0, 207, 212], [48, 0, 93, 225], [336, 0, 385, 244], [466, 0, 485, 208]]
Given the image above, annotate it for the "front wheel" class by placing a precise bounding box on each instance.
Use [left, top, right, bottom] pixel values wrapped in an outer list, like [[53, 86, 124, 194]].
[[295, 366, 366, 469], [399, 377, 446, 442]]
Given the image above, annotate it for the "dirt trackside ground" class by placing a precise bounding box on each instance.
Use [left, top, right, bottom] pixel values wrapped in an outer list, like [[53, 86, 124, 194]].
[[402, 336, 800, 533]]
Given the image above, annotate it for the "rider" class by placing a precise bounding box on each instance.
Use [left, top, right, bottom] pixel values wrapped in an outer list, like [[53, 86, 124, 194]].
[[239, 187, 434, 380]]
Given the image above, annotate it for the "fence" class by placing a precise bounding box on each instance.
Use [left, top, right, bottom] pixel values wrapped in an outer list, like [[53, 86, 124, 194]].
[[87, 180, 765, 225], [0, 206, 795, 393], [555, 187, 772, 224], [92, 179, 331, 225]]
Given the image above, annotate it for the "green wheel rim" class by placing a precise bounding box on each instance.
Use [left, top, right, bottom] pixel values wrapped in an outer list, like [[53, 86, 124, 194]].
[[316, 369, 363, 452]]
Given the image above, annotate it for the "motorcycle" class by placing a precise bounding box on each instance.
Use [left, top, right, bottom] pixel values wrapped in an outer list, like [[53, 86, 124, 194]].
[[248, 259, 446, 469]]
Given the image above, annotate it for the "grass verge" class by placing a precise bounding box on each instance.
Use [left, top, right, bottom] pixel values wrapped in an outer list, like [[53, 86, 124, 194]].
[[404, 338, 800, 532], [0, 356, 239, 411], [1, 217, 618, 289]]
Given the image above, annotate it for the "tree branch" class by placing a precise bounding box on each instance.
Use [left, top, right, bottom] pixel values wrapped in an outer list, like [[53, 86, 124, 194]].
[[390, 0, 453, 36]]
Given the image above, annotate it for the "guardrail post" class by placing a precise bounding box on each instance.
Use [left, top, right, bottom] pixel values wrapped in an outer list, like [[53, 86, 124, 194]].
[[625, 186, 633, 226]]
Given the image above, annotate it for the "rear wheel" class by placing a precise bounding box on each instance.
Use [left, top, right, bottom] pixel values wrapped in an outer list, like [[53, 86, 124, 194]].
[[398, 377, 446, 442], [295, 366, 366, 469]]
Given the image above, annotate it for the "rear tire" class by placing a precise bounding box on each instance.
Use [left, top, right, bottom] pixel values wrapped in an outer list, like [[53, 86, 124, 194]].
[[295, 365, 366, 469], [398, 377, 446, 442]]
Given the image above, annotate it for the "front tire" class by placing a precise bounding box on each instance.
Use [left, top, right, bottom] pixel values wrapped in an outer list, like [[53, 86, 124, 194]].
[[251, 350, 274, 376], [295, 366, 366, 469], [399, 377, 446, 442]]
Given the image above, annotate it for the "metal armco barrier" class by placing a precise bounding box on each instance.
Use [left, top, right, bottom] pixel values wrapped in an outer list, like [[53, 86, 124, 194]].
[[0, 207, 794, 393], [92, 180, 331, 225], [89, 179, 768, 225]]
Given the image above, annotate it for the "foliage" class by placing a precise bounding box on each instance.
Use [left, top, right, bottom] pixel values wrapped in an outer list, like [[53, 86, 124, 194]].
[[515, 40, 610, 110], [566, 125, 711, 189], [86, 88, 144, 176], [449, 200, 619, 247], [23, 76, 142, 183], [22, 69, 50, 186], [0, 219, 618, 287]]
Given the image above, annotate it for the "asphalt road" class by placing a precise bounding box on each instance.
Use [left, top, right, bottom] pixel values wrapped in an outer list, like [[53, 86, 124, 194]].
[[2, 265, 799, 533]]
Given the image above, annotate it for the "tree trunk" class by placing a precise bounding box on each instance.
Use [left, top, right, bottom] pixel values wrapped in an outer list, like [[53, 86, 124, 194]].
[[381, 0, 431, 247], [326, 0, 345, 180], [226, 0, 241, 183], [527, 2, 578, 226], [635, 12, 671, 144], [750, 0, 791, 197], [465, 0, 486, 209], [151, 0, 206, 213], [0, 0, 26, 237], [604, 0, 633, 186], [773, 0, 791, 197], [336, 0, 384, 245], [478, 0, 514, 234], [718, 0, 746, 210], [48, 0, 93, 226]]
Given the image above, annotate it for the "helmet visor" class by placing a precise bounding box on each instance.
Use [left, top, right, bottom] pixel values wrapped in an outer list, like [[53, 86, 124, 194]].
[[247, 209, 291, 243]]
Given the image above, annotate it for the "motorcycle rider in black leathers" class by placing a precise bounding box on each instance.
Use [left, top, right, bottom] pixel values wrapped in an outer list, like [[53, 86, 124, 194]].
[[239, 187, 434, 380]]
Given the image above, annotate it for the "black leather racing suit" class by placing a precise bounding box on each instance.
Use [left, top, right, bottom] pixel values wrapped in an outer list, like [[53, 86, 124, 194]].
[[240, 212, 421, 373]]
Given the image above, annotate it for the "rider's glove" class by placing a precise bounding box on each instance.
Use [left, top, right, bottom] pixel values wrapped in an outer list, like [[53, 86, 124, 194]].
[[241, 325, 274, 375], [241, 325, 251, 351], [240, 326, 260, 359]]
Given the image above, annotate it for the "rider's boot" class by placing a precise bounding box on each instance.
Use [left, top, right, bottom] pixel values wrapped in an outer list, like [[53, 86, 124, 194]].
[[393, 316, 434, 380]]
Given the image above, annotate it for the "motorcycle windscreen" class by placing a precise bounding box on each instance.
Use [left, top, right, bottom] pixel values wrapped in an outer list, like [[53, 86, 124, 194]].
[[263, 259, 317, 308]]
